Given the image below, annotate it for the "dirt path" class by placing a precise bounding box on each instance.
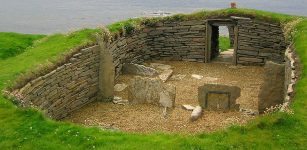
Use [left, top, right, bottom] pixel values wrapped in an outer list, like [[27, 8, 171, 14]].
[[64, 61, 265, 134]]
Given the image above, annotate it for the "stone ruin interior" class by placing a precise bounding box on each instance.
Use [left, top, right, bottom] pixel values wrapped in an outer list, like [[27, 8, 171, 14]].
[[11, 16, 297, 133]]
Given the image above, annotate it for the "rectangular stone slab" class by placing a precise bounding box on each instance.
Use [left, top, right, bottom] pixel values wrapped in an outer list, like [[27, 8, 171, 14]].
[[206, 92, 230, 110], [198, 84, 241, 111]]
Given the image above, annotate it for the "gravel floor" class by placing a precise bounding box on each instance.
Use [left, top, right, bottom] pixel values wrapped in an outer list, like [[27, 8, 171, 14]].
[[64, 61, 265, 134]]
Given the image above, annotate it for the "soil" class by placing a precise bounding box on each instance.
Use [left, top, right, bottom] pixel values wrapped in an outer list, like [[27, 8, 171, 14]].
[[64, 60, 265, 134]]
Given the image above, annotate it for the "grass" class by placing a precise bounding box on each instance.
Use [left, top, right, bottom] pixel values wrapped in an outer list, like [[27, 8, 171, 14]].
[[0, 8, 306, 149], [219, 36, 231, 52], [0, 33, 45, 60]]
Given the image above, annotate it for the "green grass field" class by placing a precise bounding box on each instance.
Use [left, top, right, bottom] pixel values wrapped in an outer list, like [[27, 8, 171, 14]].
[[0, 33, 45, 60], [0, 9, 306, 149], [219, 36, 231, 51]]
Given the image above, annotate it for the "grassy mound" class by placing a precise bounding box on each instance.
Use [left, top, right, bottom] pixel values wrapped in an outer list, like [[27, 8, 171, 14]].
[[0, 33, 45, 59], [0, 9, 306, 149]]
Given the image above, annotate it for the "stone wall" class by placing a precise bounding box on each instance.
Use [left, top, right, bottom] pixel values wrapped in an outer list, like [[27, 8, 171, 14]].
[[108, 31, 149, 77], [146, 20, 207, 62], [12, 45, 100, 119], [236, 18, 287, 65]]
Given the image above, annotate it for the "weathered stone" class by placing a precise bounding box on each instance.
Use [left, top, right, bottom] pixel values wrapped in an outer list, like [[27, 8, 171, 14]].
[[97, 33, 115, 102], [159, 69, 173, 82], [128, 76, 176, 107], [191, 74, 203, 80], [159, 84, 176, 108], [122, 63, 158, 76], [258, 61, 285, 113], [181, 105, 195, 111], [114, 83, 128, 92], [198, 84, 241, 111], [190, 106, 203, 121]]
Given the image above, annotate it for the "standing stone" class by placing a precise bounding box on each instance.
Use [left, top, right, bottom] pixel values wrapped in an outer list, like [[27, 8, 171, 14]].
[[122, 63, 159, 76], [258, 61, 285, 113], [97, 32, 114, 102]]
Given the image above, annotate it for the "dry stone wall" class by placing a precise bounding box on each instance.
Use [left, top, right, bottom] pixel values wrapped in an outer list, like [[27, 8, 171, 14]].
[[108, 31, 149, 76], [146, 20, 207, 62], [236, 18, 287, 65], [12, 45, 100, 119]]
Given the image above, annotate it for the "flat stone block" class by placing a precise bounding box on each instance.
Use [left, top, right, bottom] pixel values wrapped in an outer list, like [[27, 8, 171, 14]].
[[198, 84, 241, 111]]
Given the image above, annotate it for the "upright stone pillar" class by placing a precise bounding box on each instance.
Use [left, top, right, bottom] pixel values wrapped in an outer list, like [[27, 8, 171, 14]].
[[96, 29, 114, 102], [258, 61, 285, 113]]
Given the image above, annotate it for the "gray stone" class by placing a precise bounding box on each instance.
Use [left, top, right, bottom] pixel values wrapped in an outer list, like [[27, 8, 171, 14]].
[[159, 69, 173, 82], [128, 76, 176, 106], [258, 61, 285, 113], [190, 106, 203, 121], [198, 84, 241, 111], [122, 63, 158, 76], [159, 84, 176, 108], [97, 34, 115, 102]]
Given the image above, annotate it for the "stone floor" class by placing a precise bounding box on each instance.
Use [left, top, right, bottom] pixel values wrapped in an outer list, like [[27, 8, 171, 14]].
[[213, 49, 234, 63], [64, 60, 265, 134]]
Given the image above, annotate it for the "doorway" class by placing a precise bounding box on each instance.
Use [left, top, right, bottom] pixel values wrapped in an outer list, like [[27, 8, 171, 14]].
[[205, 19, 237, 64]]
